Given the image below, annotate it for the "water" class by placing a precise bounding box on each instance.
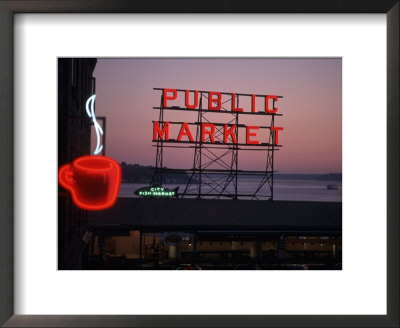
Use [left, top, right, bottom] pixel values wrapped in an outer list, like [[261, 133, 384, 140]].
[[119, 178, 342, 202]]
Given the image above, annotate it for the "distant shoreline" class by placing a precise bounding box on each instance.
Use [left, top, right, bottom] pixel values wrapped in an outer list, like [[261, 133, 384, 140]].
[[273, 173, 342, 181], [120, 163, 342, 183]]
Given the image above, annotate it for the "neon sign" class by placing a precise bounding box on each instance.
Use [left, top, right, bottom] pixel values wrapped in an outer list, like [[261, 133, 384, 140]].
[[59, 95, 121, 210], [59, 155, 121, 210], [86, 94, 104, 155], [163, 88, 280, 113], [135, 186, 179, 198], [153, 88, 284, 146]]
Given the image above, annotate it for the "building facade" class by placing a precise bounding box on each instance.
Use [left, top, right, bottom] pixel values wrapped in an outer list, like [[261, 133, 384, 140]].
[[58, 58, 97, 269]]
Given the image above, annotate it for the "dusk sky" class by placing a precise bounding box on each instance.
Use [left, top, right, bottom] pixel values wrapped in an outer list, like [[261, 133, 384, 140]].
[[92, 58, 341, 174]]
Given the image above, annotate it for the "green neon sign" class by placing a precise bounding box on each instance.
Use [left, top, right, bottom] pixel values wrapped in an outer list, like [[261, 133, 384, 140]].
[[135, 186, 178, 198]]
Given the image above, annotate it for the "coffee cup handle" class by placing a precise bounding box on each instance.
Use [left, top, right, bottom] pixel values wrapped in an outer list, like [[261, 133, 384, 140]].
[[59, 164, 76, 190]]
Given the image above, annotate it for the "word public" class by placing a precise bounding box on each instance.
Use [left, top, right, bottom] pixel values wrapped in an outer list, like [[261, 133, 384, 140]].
[[153, 88, 284, 145]]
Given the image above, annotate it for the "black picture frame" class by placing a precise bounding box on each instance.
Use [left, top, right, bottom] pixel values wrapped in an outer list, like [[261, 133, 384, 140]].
[[0, 1, 398, 327]]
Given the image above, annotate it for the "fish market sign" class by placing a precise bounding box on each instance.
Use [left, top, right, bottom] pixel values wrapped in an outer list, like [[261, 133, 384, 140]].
[[135, 186, 179, 198]]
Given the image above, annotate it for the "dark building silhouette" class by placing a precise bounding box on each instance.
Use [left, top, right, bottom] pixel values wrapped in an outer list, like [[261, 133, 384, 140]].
[[88, 198, 342, 270], [58, 58, 97, 269]]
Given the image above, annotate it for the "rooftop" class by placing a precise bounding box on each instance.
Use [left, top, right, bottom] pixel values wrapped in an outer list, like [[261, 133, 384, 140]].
[[89, 198, 341, 234]]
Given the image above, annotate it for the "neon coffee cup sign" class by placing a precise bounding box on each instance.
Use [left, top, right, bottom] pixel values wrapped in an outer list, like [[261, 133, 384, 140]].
[[58, 95, 122, 211]]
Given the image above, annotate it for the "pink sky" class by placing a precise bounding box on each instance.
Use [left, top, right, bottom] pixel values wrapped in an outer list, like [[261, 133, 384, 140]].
[[92, 58, 341, 174]]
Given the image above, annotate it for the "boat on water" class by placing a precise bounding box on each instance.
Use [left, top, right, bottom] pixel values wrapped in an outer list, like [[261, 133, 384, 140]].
[[326, 184, 338, 190]]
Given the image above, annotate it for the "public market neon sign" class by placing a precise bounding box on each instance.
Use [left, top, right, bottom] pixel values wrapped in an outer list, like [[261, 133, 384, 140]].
[[153, 88, 284, 145]]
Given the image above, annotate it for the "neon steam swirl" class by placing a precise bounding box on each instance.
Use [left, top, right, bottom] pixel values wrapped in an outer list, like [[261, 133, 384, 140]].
[[86, 95, 104, 155]]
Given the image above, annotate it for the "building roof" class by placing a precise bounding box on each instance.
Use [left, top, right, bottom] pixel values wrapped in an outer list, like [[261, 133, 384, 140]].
[[89, 198, 341, 234]]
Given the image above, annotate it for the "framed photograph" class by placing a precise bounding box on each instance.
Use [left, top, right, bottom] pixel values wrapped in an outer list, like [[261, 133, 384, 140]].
[[0, 1, 398, 327]]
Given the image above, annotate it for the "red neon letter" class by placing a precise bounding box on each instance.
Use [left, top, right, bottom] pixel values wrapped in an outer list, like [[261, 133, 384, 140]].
[[271, 126, 284, 145], [185, 90, 199, 109], [153, 121, 170, 140], [208, 92, 222, 110], [224, 125, 238, 144], [265, 95, 279, 113], [177, 122, 194, 142], [163, 88, 177, 107], [202, 123, 216, 143], [246, 126, 260, 145], [231, 93, 243, 112], [252, 94, 256, 113]]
